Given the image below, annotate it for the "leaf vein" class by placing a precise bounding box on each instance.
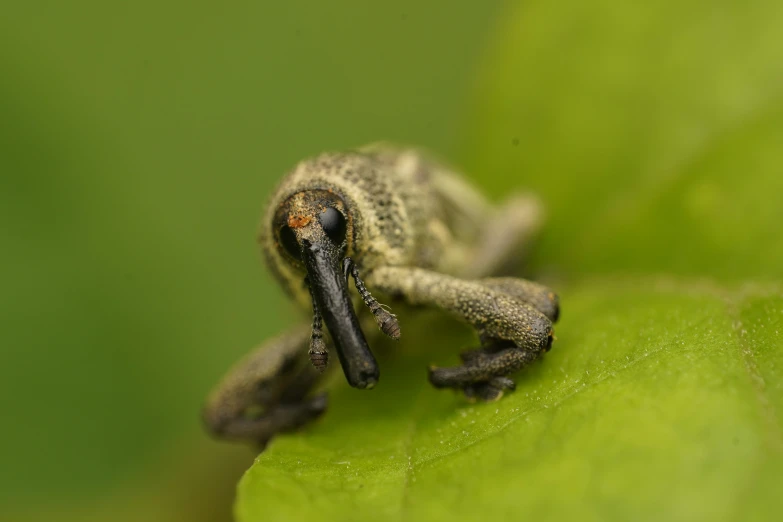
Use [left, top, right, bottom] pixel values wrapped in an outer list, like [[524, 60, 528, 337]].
[[726, 299, 783, 453]]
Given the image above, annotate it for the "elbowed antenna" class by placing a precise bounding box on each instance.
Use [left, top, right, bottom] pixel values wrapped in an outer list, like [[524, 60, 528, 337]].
[[343, 258, 401, 340], [306, 279, 329, 372]]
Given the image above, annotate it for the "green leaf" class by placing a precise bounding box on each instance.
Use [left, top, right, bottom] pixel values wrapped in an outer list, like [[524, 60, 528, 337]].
[[237, 1, 783, 520], [237, 283, 782, 521], [464, 0, 783, 282]]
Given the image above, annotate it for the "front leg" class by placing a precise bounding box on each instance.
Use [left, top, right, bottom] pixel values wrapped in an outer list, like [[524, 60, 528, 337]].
[[366, 267, 555, 400], [202, 326, 328, 448]]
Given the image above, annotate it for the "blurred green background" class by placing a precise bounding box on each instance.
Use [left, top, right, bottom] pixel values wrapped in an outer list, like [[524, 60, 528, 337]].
[[0, 1, 505, 520], [3, 1, 783, 521]]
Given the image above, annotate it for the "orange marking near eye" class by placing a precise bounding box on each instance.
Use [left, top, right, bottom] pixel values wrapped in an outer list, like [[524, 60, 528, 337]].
[[288, 215, 312, 228]]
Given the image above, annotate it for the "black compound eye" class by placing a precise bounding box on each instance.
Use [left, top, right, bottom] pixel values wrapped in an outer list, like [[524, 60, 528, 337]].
[[319, 207, 347, 244], [279, 225, 302, 261]]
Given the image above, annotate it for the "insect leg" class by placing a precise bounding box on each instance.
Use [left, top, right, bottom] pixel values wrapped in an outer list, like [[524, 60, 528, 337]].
[[366, 267, 554, 399], [202, 326, 328, 448], [461, 193, 544, 278], [480, 277, 560, 322]]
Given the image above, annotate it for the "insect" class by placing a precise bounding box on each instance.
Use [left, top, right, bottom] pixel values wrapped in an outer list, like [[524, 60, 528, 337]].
[[203, 143, 559, 447]]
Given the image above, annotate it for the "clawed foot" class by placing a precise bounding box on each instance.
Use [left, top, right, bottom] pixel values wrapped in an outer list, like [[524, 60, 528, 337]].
[[428, 345, 542, 401]]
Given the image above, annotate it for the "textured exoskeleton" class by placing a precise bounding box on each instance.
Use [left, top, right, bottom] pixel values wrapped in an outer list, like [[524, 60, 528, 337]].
[[203, 143, 559, 447]]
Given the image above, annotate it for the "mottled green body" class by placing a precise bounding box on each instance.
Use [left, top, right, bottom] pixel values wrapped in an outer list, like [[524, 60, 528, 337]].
[[204, 144, 560, 447]]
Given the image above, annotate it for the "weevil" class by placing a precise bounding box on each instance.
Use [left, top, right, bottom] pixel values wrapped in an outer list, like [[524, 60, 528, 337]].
[[203, 143, 559, 447]]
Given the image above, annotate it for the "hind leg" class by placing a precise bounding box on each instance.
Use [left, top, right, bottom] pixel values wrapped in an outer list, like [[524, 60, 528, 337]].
[[202, 327, 328, 448], [463, 193, 545, 278]]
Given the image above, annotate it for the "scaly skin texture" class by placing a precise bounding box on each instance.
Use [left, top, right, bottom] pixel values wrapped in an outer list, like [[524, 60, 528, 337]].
[[203, 143, 559, 446]]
